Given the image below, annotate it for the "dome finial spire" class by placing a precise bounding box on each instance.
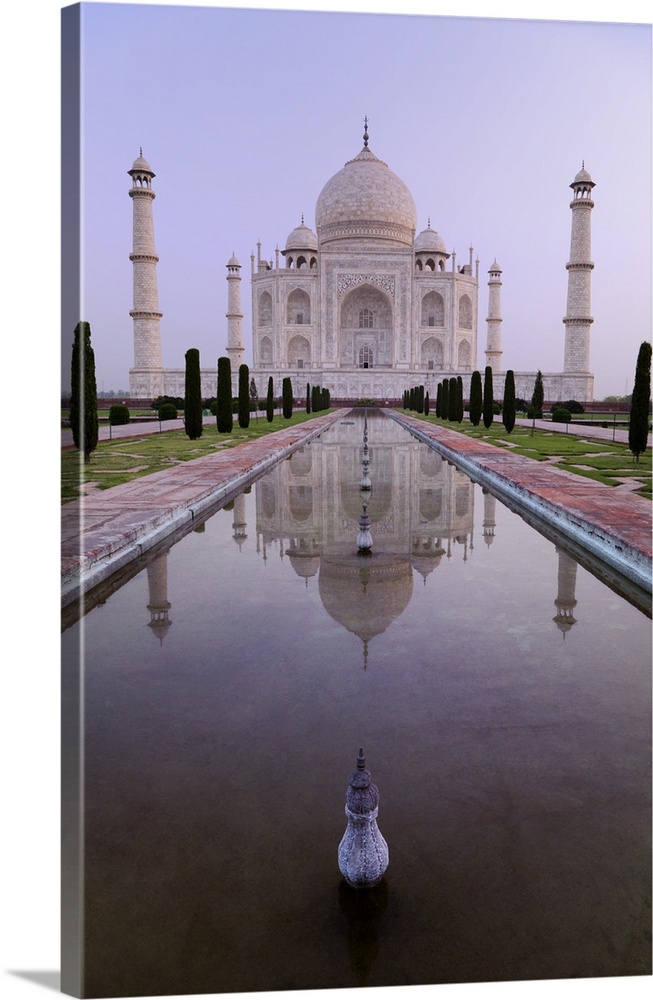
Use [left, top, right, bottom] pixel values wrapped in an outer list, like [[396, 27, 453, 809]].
[[363, 116, 369, 148]]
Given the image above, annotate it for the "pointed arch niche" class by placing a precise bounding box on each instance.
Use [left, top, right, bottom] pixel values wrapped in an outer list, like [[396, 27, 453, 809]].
[[339, 284, 393, 368], [286, 288, 311, 325]]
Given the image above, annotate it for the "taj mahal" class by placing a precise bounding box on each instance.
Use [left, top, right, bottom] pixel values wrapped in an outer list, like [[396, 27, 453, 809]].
[[128, 120, 595, 403]]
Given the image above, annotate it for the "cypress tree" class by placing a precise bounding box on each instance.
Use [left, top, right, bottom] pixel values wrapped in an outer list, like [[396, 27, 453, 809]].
[[282, 376, 293, 419], [249, 377, 259, 420], [457, 376, 464, 422], [416, 384, 424, 414], [216, 356, 233, 433], [435, 382, 442, 418], [184, 347, 203, 440], [628, 341, 652, 462], [503, 369, 516, 434], [238, 363, 250, 428], [483, 366, 494, 429], [469, 369, 482, 426], [446, 378, 455, 421], [424, 391, 430, 416], [266, 376, 274, 422], [532, 370, 544, 418], [306, 382, 311, 414], [311, 384, 319, 412], [441, 379, 449, 421], [70, 321, 99, 463]]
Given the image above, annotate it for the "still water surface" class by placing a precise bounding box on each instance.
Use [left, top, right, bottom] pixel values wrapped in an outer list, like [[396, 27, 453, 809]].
[[62, 411, 651, 996]]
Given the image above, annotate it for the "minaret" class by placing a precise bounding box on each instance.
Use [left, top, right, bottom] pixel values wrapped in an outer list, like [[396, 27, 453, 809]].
[[563, 164, 595, 373], [128, 150, 164, 398], [226, 252, 245, 372], [485, 260, 503, 373]]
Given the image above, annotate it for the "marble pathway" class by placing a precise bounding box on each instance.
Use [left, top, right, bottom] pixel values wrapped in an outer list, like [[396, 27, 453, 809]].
[[389, 411, 652, 598]]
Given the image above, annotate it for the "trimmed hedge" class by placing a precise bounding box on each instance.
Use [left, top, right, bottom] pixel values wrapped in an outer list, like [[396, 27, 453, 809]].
[[109, 403, 130, 425]]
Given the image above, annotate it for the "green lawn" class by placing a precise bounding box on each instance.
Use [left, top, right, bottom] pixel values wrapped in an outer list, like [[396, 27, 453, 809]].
[[62, 410, 330, 503], [62, 408, 652, 504], [408, 413, 652, 499]]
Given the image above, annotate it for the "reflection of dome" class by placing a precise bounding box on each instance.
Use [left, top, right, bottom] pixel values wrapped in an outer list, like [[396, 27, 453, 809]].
[[318, 552, 413, 645], [316, 138, 416, 247], [414, 224, 447, 254], [287, 553, 321, 582], [284, 221, 318, 252], [411, 539, 446, 583]]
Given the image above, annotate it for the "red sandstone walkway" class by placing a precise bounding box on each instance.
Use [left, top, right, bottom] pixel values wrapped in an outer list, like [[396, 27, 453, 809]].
[[388, 411, 652, 596], [61, 410, 344, 608], [62, 408, 652, 610]]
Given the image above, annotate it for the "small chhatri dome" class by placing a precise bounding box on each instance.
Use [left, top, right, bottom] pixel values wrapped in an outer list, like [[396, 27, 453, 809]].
[[284, 218, 318, 253], [129, 148, 154, 176], [489, 259, 502, 273], [227, 252, 241, 267], [414, 222, 447, 254], [572, 161, 594, 187]]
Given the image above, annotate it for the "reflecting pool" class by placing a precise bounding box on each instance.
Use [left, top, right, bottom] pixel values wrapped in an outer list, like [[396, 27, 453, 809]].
[[62, 411, 651, 997]]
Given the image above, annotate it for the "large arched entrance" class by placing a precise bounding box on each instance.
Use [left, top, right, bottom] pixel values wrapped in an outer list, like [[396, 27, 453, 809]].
[[338, 284, 393, 368]]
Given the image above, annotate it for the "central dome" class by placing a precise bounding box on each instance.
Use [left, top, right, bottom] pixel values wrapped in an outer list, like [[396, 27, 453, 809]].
[[316, 143, 417, 248]]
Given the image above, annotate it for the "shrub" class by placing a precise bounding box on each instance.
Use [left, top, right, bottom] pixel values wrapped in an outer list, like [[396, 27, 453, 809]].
[[469, 370, 482, 426], [552, 407, 571, 423], [184, 348, 203, 440], [70, 321, 99, 463], [152, 394, 183, 413], [282, 377, 293, 419], [216, 356, 233, 433], [109, 403, 130, 425], [629, 341, 652, 461], [531, 370, 544, 416], [159, 402, 178, 420], [266, 376, 274, 422], [238, 364, 250, 429], [502, 370, 516, 434], [483, 367, 494, 429]]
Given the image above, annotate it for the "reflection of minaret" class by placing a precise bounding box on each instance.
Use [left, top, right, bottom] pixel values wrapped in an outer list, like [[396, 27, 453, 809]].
[[482, 488, 496, 547], [553, 547, 578, 637], [146, 552, 172, 644], [232, 493, 248, 549]]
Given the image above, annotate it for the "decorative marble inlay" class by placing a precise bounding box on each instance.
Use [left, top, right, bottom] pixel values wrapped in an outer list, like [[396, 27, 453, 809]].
[[338, 273, 395, 299]]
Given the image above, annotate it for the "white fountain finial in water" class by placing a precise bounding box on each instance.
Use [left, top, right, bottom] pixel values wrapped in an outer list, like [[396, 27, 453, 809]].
[[338, 748, 389, 888]]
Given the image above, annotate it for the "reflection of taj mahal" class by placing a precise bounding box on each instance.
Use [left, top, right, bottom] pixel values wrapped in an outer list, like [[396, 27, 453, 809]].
[[144, 417, 581, 655], [128, 121, 595, 402]]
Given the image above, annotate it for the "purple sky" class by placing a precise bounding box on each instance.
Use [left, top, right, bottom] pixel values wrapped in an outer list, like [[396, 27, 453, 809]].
[[3, 5, 652, 1000], [65, 1, 651, 399]]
